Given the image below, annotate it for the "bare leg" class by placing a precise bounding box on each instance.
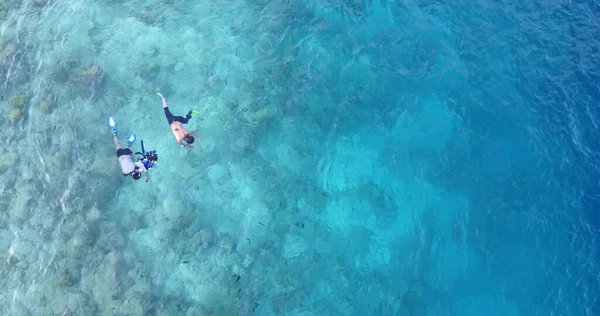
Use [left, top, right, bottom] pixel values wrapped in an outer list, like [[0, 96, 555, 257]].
[[160, 95, 168, 108], [113, 135, 122, 149]]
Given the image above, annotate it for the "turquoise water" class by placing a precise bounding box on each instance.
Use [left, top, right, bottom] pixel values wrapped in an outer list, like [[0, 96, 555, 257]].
[[1, 0, 599, 315]]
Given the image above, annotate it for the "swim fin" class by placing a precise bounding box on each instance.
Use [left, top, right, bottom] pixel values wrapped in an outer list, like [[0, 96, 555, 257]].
[[127, 133, 137, 146], [107, 117, 117, 135], [191, 110, 199, 115]]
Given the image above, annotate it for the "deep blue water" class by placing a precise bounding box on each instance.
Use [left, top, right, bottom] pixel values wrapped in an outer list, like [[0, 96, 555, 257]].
[[266, 0, 600, 314]]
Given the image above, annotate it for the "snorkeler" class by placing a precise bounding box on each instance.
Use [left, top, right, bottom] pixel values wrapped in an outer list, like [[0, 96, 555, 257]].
[[107, 117, 150, 181], [157, 92, 200, 148]]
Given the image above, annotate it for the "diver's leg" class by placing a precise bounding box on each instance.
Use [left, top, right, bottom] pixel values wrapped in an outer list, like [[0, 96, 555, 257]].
[[159, 94, 176, 124], [173, 115, 189, 124], [159, 94, 168, 109], [114, 135, 125, 157], [164, 108, 177, 124], [114, 135, 122, 149]]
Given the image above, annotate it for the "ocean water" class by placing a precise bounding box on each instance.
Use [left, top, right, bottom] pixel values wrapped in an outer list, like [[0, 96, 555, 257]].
[[1, 0, 599, 315]]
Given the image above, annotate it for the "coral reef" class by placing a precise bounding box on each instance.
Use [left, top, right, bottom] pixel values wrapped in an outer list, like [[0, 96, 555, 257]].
[[73, 64, 107, 100], [10, 95, 25, 108], [8, 107, 23, 123], [39, 100, 52, 113], [0, 1, 524, 316]]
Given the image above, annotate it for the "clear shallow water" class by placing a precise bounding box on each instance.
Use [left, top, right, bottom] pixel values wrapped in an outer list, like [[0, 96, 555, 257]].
[[0, 0, 599, 315]]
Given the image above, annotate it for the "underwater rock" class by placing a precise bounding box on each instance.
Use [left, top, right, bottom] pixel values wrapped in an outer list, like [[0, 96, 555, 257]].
[[6, 240, 32, 266], [0, 42, 17, 63], [51, 61, 78, 83], [52, 66, 69, 82], [92, 251, 124, 312], [58, 269, 80, 288], [214, 246, 241, 268], [156, 296, 191, 315], [86, 206, 101, 223], [9, 187, 32, 221], [122, 297, 149, 315], [136, 63, 160, 81], [207, 164, 227, 183], [250, 106, 279, 128], [237, 287, 258, 316], [39, 100, 52, 113], [218, 233, 233, 252], [225, 98, 239, 110], [235, 201, 274, 255], [16, 259, 28, 270], [271, 288, 305, 314], [136, 7, 163, 25], [188, 232, 203, 252], [4, 60, 30, 85], [200, 229, 214, 248], [242, 252, 256, 268], [21, 168, 33, 181], [281, 234, 307, 260], [0, 151, 18, 173], [73, 63, 107, 100], [70, 223, 99, 248], [160, 196, 195, 232], [186, 306, 209, 316], [207, 74, 219, 87], [157, 82, 174, 96], [9, 268, 23, 283], [174, 62, 185, 72], [126, 212, 147, 231], [231, 136, 253, 154], [6, 251, 19, 266], [31, 0, 51, 7], [96, 221, 126, 251], [88, 156, 117, 176]]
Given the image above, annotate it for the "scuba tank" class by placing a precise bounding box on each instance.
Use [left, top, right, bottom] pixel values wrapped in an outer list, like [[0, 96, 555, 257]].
[[135, 140, 158, 169], [142, 150, 158, 169]]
